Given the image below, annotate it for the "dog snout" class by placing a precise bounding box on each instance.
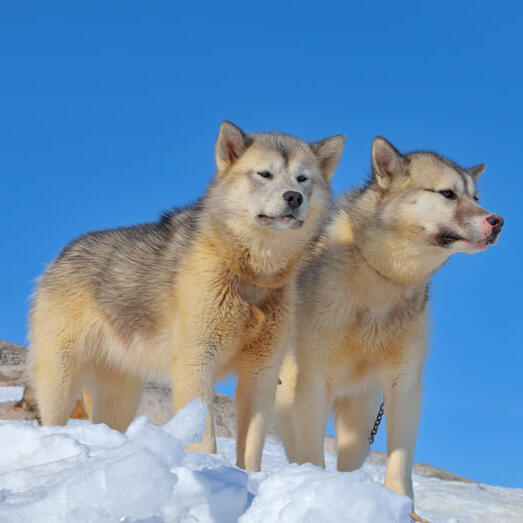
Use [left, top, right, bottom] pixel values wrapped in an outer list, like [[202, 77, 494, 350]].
[[486, 214, 504, 230], [484, 213, 504, 233], [282, 191, 304, 210]]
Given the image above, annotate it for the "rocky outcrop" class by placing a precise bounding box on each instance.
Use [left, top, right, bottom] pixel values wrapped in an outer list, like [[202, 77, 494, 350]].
[[0, 340, 27, 386], [0, 341, 474, 483]]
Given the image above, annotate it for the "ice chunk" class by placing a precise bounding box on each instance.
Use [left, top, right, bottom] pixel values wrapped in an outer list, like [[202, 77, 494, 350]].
[[162, 397, 208, 446], [240, 463, 412, 523], [164, 464, 249, 522], [58, 447, 176, 521], [1, 441, 176, 521], [0, 423, 87, 472], [127, 416, 185, 468]]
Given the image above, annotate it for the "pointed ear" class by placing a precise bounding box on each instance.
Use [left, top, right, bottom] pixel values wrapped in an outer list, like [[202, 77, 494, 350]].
[[309, 135, 345, 181], [464, 163, 486, 181], [371, 136, 407, 189], [215, 121, 249, 172]]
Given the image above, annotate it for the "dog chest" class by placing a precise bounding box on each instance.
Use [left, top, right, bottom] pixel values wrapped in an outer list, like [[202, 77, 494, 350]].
[[237, 281, 272, 308]]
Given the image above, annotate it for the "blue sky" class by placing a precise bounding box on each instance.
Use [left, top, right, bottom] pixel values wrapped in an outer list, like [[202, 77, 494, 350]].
[[1, 2, 521, 487]]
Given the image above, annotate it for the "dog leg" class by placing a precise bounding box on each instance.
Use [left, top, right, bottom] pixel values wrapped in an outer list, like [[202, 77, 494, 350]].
[[380, 371, 422, 500], [275, 351, 299, 463], [32, 343, 81, 426], [293, 371, 330, 467], [172, 359, 217, 454], [235, 366, 280, 471], [81, 362, 143, 432], [334, 384, 382, 471]]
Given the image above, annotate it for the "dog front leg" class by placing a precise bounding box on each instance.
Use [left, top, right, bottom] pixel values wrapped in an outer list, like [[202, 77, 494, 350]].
[[235, 365, 280, 471], [380, 371, 423, 500], [275, 350, 300, 464], [172, 358, 217, 454]]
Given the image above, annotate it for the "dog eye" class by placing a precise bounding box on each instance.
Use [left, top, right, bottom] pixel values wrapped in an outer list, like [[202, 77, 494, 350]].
[[297, 175, 308, 183], [439, 190, 457, 200], [257, 171, 272, 179]]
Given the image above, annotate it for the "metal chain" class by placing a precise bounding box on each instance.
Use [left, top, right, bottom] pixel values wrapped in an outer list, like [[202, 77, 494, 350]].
[[368, 401, 384, 445]]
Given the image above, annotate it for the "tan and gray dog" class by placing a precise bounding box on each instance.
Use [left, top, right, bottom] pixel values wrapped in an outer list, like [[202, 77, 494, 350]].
[[276, 136, 503, 515], [29, 121, 344, 471]]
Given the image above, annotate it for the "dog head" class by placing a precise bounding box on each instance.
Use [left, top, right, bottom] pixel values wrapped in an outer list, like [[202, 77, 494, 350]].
[[369, 136, 503, 255], [209, 121, 344, 236]]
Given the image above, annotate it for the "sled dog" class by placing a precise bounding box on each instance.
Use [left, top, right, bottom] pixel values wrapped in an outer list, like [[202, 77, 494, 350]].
[[277, 136, 503, 506], [29, 121, 344, 471]]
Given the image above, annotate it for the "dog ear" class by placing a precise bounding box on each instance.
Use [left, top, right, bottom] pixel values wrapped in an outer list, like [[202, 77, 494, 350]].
[[309, 135, 345, 182], [215, 121, 249, 172], [464, 164, 486, 181], [372, 136, 407, 189]]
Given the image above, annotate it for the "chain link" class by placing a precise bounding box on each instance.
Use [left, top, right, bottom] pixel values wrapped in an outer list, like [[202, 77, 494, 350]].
[[368, 401, 384, 445]]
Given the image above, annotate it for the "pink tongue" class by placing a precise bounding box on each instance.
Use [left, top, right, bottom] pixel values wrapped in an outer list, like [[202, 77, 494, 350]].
[[283, 216, 290, 222]]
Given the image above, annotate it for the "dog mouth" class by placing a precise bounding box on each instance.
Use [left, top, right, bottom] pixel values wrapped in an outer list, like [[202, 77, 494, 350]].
[[256, 214, 304, 230], [436, 232, 463, 247], [485, 229, 501, 245], [436, 230, 500, 249]]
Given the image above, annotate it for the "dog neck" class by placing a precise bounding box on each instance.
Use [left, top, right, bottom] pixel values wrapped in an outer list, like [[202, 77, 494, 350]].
[[352, 245, 408, 288], [354, 233, 448, 288], [325, 207, 446, 292], [205, 222, 303, 289]]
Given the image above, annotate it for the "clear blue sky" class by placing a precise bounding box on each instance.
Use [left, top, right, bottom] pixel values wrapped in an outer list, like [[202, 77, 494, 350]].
[[1, 2, 521, 488]]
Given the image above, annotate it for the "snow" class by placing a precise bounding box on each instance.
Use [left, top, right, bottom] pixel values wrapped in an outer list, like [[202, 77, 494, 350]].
[[0, 386, 24, 403], [240, 464, 410, 522], [0, 398, 521, 522]]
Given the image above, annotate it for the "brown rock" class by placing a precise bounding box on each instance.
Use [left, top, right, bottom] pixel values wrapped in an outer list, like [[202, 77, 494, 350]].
[[0, 340, 26, 366], [0, 401, 34, 421], [0, 340, 27, 386]]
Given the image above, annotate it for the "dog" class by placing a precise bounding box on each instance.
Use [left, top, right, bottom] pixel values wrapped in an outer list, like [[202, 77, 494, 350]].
[[276, 136, 503, 513], [29, 120, 344, 471]]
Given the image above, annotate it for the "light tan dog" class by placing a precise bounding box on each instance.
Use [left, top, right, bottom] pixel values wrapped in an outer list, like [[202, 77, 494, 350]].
[[277, 136, 503, 510], [29, 121, 344, 471]]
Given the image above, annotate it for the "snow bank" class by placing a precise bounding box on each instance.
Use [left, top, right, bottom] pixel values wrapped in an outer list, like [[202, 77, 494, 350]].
[[0, 400, 251, 522], [0, 399, 521, 522], [0, 399, 409, 522]]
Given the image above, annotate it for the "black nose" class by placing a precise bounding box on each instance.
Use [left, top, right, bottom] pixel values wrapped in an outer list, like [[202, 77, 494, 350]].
[[282, 191, 303, 210], [486, 214, 504, 231]]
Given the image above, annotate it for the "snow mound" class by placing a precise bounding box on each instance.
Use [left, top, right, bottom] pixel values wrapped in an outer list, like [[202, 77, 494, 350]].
[[240, 464, 410, 522], [0, 398, 521, 522]]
